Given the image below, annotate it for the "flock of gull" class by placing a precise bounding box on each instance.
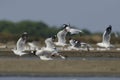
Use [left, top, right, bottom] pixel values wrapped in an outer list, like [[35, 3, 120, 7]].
[[11, 24, 118, 60]]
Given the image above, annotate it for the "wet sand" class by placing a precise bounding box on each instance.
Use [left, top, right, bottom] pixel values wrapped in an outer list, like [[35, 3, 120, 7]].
[[0, 48, 120, 57], [0, 49, 120, 77], [0, 59, 120, 77]]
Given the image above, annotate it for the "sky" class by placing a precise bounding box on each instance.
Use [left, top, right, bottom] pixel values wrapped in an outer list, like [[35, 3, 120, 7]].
[[0, 0, 120, 32]]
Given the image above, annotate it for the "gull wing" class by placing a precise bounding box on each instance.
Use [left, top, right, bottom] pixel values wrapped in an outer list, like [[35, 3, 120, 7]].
[[102, 25, 112, 44], [16, 38, 26, 51], [12, 49, 27, 56], [39, 56, 53, 60], [28, 42, 39, 50], [45, 38, 55, 49], [69, 28, 83, 34], [57, 30, 67, 43]]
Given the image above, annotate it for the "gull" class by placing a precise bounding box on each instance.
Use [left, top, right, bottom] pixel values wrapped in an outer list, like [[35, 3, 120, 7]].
[[97, 25, 114, 48], [68, 38, 90, 51], [68, 38, 79, 50], [35, 36, 66, 60], [55, 24, 69, 47], [55, 24, 83, 47], [12, 32, 28, 56]]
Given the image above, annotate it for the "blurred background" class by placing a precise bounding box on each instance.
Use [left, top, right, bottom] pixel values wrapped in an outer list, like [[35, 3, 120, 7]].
[[0, 0, 120, 44]]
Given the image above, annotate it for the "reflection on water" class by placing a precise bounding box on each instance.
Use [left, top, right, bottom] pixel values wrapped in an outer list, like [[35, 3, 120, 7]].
[[0, 77, 120, 80]]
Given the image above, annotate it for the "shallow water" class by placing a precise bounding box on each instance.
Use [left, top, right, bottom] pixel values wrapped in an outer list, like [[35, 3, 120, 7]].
[[0, 77, 120, 80], [1, 56, 120, 61]]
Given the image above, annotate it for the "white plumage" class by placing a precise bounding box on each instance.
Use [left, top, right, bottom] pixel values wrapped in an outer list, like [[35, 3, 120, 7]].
[[55, 25, 69, 46], [28, 41, 39, 50], [97, 25, 114, 48], [66, 26, 83, 34], [69, 38, 90, 51], [36, 36, 66, 60], [55, 24, 83, 47], [12, 49, 27, 56], [12, 32, 28, 56]]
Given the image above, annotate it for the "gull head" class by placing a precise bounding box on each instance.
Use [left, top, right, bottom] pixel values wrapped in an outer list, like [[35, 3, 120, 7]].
[[22, 32, 28, 41], [62, 24, 70, 32], [62, 24, 69, 28]]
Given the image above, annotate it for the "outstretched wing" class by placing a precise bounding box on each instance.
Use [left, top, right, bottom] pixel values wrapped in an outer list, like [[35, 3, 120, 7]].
[[57, 30, 67, 43], [102, 25, 112, 44], [16, 38, 26, 51], [28, 42, 39, 50], [40, 56, 53, 60], [12, 49, 27, 56], [45, 38, 55, 49], [69, 28, 83, 34]]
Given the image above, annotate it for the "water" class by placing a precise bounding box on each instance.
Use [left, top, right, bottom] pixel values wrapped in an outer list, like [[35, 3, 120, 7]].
[[1, 56, 120, 61], [0, 77, 120, 80]]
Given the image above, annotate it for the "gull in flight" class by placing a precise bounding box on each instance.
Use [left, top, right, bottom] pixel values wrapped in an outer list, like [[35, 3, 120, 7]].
[[35, 36, 66, 60], [97, 25, 114, 48], [55, 24, 83, 47], [55, 24, 69, 46], [12, 32, 28, 56]]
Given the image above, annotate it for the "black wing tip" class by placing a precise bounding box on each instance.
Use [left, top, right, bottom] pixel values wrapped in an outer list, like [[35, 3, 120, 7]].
[[106, 25, 112, 30], [108, 25, 112, 28]]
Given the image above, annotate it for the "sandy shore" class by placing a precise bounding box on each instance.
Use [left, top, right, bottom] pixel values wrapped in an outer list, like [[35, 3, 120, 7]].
[[0, 48, 120, 77], [0, 58, 120, 77]]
